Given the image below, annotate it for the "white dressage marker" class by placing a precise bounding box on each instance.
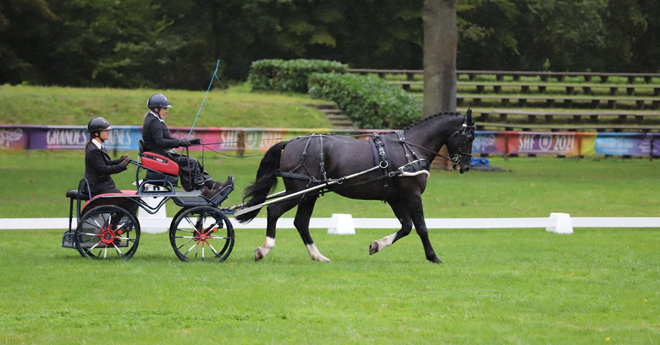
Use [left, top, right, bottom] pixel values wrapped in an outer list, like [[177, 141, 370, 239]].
[[546, 212, 573, 234], [327, 214, 356, 235]]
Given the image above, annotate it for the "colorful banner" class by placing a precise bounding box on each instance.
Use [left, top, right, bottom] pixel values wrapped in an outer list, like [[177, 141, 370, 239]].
[[1, 125, 658, 157], [594, 133, 659, 156]]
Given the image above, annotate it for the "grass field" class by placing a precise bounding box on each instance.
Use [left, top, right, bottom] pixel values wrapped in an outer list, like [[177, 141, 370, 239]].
[[0, 84, 333, 128], [1, 151, 659, 343], [1, 151, 659, 218], [2, 82, 659, 343]]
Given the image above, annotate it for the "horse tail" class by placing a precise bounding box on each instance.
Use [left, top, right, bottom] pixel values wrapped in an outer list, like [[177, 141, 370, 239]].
[[235, 140, 289, 223]]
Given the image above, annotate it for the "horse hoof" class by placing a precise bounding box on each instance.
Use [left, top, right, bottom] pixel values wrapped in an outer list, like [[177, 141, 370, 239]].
[[429, 256, 442, 264], [254, 248, 263, 262], [369, 241, 379, 255], [312, 256, 331, 263]]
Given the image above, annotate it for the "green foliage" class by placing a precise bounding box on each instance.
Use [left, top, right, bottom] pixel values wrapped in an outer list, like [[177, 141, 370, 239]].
[[248, 59, 348, 93], [308, 73, 422, 129], [3, 0, 660, 89]]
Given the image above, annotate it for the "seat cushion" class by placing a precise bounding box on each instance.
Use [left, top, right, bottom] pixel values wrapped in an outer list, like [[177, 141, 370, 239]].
[[65, 189, 90, 200], [139, 152, 180, 176]]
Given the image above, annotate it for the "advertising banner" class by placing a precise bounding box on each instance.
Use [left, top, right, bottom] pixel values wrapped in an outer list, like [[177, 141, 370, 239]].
[[1, 125, 657, 157], [594, 133, 660, 156]]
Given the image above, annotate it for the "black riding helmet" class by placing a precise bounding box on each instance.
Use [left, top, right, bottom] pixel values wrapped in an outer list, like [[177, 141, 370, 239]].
[[87, 117, 112, 134], [147, 94, 173, 111]]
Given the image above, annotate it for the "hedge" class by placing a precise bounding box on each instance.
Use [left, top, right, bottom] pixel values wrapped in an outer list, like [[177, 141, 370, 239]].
[[248, 59, 348, 93], [308, 73, 422, 129]]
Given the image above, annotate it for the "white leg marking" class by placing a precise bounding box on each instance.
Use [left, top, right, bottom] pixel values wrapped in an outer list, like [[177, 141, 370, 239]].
[[375, 233, 397, 252], [306, 243, 330, 262], [258, 236, 276, 257]]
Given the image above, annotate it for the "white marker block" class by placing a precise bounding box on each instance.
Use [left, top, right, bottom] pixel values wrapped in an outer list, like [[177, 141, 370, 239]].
[[546, 212, 573, 234], [138, 183, 168, 234], [328, 214, 355, 235]]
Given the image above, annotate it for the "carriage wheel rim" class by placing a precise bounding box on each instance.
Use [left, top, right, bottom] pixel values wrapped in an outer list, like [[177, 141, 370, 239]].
[[75, 205, 140, 260], [169, 206, 234, 262]]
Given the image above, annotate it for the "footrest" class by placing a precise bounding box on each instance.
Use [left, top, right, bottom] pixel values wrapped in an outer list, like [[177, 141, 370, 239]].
[[210, 183, 234, 205], [170, 181, 235, 208]]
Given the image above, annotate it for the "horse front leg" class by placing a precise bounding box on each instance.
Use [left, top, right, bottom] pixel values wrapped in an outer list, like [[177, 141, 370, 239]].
[[294, 195, 330, 262], [407, 196, 442, 263], [369, 199, 413, 255], [254, 198, 298, 262]]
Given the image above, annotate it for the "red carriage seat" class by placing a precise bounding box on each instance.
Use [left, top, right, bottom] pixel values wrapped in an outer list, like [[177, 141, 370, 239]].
[[139, 152, 180, 176], [137, 139, 179, 177]]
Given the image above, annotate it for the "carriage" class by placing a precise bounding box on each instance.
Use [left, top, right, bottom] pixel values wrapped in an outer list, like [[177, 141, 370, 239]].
[[62, 139, 236, 262], [62, 110, 475, 263]]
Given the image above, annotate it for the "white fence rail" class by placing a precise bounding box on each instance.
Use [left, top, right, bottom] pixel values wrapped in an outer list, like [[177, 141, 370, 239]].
[[1, 214, 659, 234]]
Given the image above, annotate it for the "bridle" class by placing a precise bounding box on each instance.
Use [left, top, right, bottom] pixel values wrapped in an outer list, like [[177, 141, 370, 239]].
[[399, 114, 475, 170]]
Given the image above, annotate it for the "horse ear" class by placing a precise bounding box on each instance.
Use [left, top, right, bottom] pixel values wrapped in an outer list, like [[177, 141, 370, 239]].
[[466, 108, 474, 125]]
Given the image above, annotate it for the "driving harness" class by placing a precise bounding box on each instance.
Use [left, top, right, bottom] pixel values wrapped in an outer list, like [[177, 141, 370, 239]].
[[275, 132, 431, 200]]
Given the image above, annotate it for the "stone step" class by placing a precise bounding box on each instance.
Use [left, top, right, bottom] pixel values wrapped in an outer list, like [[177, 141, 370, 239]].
[[327, 114, 349, 120], [305, 103, 355, 129], [304, 103, 338, 110], [330, 121, 355, 127], [318, 108, 343, 114]]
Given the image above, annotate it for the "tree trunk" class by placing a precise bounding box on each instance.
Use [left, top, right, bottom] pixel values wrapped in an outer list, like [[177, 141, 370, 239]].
[[423, 0, 458, 170], [422, 0, 458, 116]]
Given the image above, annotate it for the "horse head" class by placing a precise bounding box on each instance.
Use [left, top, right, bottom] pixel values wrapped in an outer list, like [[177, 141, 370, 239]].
[[445, 109, 475, 174]]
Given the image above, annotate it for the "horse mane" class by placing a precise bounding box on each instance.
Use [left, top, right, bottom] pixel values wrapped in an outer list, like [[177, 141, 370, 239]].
[[404, 111, 463, 130]]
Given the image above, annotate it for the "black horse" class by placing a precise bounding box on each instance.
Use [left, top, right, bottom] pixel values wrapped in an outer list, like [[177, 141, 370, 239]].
[[235, 111, 475, 263]]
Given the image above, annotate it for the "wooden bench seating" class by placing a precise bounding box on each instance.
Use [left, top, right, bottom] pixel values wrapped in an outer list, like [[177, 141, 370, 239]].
[[447, 94, 660, 110], [475, 122, 660, 133], [468, 109, 660, 123], [348, 68, 660, 84], [391, 81, 660, 96]]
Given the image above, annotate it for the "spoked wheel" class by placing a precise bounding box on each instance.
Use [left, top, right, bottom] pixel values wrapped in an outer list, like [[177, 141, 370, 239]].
[[75, 205, 141, 260], [169, 206, 235, 262]]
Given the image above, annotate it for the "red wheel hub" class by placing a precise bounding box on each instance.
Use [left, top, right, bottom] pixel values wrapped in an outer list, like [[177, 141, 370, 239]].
[[96, 224, 119, 245]]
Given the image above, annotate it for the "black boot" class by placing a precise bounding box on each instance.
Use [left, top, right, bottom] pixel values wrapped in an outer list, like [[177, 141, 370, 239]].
[[217, 175, 234, 189], [201, 187, 220, 199]]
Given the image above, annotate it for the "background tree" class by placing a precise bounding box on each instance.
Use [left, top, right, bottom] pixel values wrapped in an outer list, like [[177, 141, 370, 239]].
[[423, 0, 458, 115], [2, 0, 660, 88], [0, 0, 57, 85]]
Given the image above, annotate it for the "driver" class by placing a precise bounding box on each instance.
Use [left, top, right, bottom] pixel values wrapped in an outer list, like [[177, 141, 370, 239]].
[[84, 117, 132, 197], [142, 93, 232, 198]]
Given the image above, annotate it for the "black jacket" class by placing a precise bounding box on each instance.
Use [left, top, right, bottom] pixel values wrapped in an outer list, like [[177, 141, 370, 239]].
[[142, 112, 180, 155], [84, 142, 127, 196]]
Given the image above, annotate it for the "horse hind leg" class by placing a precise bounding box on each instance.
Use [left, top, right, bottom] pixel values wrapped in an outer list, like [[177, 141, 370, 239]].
[[369, 199, 414, 255], [294, 195, 330, 262], [254, 198, 298, 262]]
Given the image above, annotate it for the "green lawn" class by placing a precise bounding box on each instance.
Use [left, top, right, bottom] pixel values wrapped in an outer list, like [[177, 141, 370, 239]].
[[0, 83, 333, 128], [1, 151, 659, 218], [1, 226, 658, 344], [1, 151, 659, 344]]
